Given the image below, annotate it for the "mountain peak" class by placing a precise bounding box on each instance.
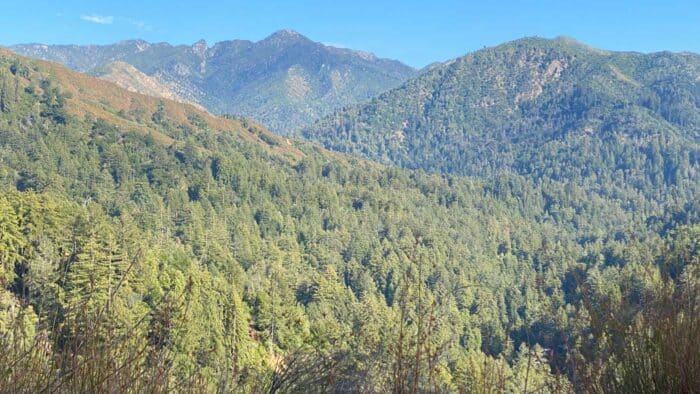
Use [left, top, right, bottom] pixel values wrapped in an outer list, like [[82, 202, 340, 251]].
[[262, 29, 311, 44], [271, 29, 303, 38], [492, 36, 607, 56], [191, 39, 208, 56]]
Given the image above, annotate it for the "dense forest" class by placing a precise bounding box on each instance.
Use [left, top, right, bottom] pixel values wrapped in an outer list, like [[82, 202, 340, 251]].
[[0, 47, 698, 393]]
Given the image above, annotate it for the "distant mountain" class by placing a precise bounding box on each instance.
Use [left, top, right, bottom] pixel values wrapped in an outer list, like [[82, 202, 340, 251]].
[[10, 30, 416, 134], [303, 37, 700, 198]]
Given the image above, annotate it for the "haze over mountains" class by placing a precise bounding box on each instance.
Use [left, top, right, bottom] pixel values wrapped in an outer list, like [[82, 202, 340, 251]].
[[11, 30, 416, 134]]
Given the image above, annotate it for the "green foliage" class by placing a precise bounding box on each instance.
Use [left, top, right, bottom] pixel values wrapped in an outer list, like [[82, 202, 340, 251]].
[[0, 52, 698, 391]]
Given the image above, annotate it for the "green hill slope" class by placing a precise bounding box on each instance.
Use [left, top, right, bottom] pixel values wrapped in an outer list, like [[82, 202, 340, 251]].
[[303, 37, 700, 201]]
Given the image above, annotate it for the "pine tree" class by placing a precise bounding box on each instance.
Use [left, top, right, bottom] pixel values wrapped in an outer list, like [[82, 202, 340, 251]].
[[0, 72, 8, 113], [0, 198, 24, 286], [61, 212, 127, 340], [13, 75, 19, 104]]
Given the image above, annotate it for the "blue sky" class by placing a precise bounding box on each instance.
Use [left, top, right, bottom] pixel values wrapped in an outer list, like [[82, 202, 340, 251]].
[[2, 0, 699, 67]]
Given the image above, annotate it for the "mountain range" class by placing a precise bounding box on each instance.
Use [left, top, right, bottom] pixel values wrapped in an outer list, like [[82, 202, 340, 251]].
[[10, 30, 416, 134]]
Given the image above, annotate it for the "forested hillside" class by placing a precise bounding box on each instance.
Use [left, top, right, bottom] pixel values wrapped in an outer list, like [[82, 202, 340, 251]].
[[303, 37, 700, 202], [11, 30, 416, 135], [0, 49, 698, 393]]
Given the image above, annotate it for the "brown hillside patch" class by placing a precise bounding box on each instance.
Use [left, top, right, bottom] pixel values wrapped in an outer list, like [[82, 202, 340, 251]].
[[609, 65, 641, 87]]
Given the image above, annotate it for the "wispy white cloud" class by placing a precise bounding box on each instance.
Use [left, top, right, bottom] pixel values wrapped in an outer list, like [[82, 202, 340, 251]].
[[79, 13, 153, 31], [80, 14, 114, 25]]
